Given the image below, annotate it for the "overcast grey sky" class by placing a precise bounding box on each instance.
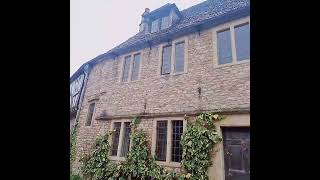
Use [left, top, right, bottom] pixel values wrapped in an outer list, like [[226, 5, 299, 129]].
[[70, 0, 205, 76]]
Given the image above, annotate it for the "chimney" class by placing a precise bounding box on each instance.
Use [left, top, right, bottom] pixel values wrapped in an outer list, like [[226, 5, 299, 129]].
[[139, 8, 150, 33]]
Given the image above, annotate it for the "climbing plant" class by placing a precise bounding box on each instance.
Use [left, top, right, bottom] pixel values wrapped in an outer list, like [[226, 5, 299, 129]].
[[181, 112, 225, 180], [71, 120, 80, 174], [78, 112, 224, 180]]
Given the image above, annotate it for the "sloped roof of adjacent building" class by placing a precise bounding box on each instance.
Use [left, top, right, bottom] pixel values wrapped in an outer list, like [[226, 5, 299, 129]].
[[70, 0, 250, 81]]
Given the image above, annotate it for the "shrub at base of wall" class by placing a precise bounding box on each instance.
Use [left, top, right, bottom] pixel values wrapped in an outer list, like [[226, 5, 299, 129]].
[[74, 113, 224, 180]]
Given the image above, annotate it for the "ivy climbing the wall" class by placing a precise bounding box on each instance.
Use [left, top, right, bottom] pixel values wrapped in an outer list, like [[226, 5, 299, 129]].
[[181, 113, 225, 180], [78, 112, 224, 180], [71, 120, 80, 175]]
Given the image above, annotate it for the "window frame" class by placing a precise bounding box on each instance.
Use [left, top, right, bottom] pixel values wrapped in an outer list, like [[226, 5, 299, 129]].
[[158, 37, 188, 77], [109, 120, 133, 161], [214, 16, 250, 68], [119, 50, 143, 83], [151, 117, 187, 167]]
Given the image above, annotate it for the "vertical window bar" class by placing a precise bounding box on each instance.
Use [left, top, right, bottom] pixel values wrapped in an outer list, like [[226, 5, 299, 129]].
[[120, 122, 131, 157], [171, 120, 183, 162], [155, 121, 167, 161], [111, 122, 121, 156]]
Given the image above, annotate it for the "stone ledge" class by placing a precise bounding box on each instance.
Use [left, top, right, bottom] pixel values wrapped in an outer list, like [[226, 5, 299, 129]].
[[95, 107, 250, 121]]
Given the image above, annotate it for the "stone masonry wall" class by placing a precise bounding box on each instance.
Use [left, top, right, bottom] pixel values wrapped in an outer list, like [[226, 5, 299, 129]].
[[73, 16, 250, 172]]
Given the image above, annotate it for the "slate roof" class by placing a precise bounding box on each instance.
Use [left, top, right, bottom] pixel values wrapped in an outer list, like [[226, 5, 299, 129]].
[[71, 0, 250, 81]]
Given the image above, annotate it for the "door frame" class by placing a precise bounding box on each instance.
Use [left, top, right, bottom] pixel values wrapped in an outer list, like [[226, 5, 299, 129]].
[[208, 113, 250, 180]]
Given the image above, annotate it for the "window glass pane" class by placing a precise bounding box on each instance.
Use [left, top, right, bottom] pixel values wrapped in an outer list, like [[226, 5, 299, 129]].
[[217, 29, 232, 64], [155, 121, 167, 161], [151, 19, 159, 33], [175, 42, 185, 73], [161, 16, 169, 30], [131, 54, 141, 81], [235, 23, 250, 61], [85, 103, 95, 126], [171, 120, 183, 162], [161, 45, 172, 75], [122, 56, 131, 82], [120, 122, 131, 157], [111, 122, 122, 156]]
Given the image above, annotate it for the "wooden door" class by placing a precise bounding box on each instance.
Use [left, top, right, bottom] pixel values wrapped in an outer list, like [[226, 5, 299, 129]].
[[223, 127, 250, 180]]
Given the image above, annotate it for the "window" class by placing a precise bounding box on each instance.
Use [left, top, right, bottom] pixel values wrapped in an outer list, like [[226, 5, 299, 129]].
[[235, 23, 250, 61], [120, 122, 131, 157], [151, 19, 160, 33], [121, 53, 141, 82], [111, 122, 121, 156], [160, 40, 187, 75], [161, 16, 169, 30], [171, 120, 183, 162], [85, 103, 95, 126], [155, 121, 168, 161], [217, 29, 233, 65], [110, 121, 132, 159], [216, 21, 250, 65], [174, 42, 185, 73], [122, 56, 131, 82], [161, 45, 172, 75], [131, 54, 141, 81], [152, 118, 186, 165]]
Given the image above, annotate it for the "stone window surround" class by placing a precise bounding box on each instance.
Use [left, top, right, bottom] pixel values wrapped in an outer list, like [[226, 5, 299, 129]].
[[109, 119, 133, 161], [119, 50, 143, 83], [158, 37, 188, 77], [151, 117, 187, 168], [213, 16, 250, 68]]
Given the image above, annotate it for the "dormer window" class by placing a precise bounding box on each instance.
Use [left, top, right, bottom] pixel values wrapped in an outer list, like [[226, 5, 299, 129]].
[[150, 16, 170, 33], [140, 4, 182, 34], [151, 19, 160, 33], [161, 16, 169, 30]]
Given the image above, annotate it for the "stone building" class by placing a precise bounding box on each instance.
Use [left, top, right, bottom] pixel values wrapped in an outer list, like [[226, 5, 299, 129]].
[[71, 0, 250, 179]]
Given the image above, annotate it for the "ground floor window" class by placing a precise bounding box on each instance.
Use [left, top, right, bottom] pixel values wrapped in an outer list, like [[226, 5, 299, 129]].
[[152, 117, 186, 166], [110, 120, 132, 160]]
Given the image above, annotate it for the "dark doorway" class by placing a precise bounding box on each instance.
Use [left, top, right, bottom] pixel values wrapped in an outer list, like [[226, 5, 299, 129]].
[[222, 127, 250, 180]]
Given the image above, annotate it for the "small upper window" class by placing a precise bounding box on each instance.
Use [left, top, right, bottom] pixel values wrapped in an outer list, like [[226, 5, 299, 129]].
[[151, 19, 160, 33], [216, 22, 250, 65], [174, 42, 185, 73], [161, 16, 169, 30], [235, 23, 250, 61], [161, 45, 172, 75], [131, 54, 141, 81], [217, 29, 233, 65], [85, 103, 95, 126], [122, 56, 131, 82]]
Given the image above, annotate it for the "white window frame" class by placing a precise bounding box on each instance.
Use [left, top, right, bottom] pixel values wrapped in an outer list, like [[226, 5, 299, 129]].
[[213, 16, 250, 68], [119, 50, 143, 83], [158, 37, 188, 77], [151, 117, 187, 167], [109, 120, 132, 161]]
